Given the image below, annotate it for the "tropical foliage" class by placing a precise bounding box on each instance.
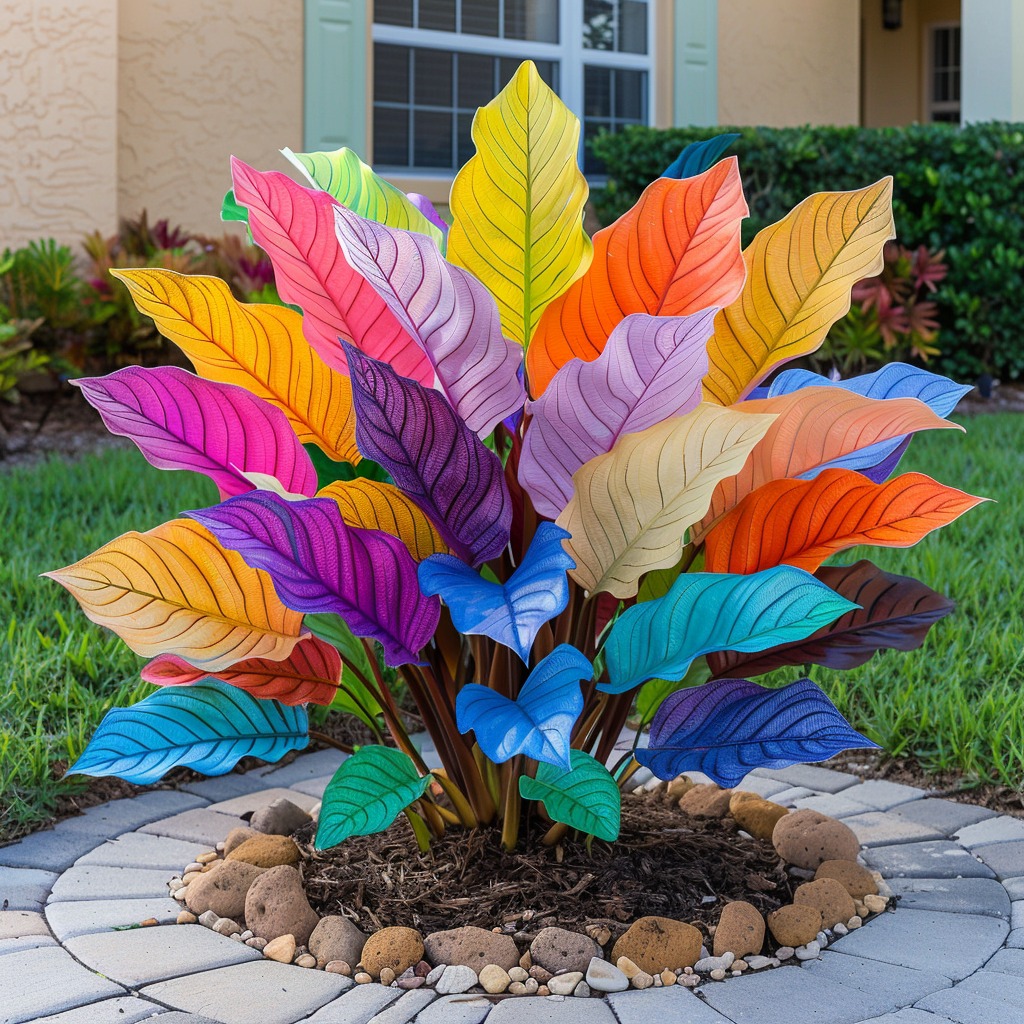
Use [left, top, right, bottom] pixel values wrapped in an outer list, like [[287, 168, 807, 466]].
[[51, 63, 982, 852]]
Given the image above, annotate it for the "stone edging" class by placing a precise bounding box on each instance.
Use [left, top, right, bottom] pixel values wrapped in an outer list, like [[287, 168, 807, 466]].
[[2, 747, 1023, 1024]]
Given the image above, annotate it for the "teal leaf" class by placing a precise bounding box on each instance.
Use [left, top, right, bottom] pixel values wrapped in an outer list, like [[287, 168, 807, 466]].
[[663, 134, 741, 179], [519, 750, 620, 842]]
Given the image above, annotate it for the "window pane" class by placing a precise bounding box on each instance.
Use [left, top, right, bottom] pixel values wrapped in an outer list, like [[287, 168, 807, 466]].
[[584, 120, 611, 174], [534, 60, 559, 92], [414, 110, 454, 167], [420, 0, 457, 32], [375, 45, 410, 105], [584, 0, 615, 50], [374, 106, 409, 166], [615, 68, 645, 120], [458, 53, 495, 109], [414, 48, 453, 108], [620, 1, 647, 54], [505, 0, 559, 42], [457, 112, 476, 166], [585, 65, 612, 117], [375, 0, 413, 27], [462, 0, 499, 36]]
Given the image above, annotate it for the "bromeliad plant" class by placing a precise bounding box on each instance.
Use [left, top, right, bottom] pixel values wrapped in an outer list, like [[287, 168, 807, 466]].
[[49, 64, 983, 854]]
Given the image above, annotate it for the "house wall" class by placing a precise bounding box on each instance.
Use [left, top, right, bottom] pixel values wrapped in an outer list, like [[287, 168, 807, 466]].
[[716, 0, 860, 126], [0, 1, 119, 249], [118, 0, 304, 237]]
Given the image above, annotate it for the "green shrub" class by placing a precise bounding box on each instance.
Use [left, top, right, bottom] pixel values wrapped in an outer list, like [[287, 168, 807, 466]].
[[589, 123, 1024, 381]]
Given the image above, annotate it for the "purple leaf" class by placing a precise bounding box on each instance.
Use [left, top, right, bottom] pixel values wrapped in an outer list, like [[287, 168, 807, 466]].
[[74, 366, 317, 500], [520, 312, 713, 519], [185, 491, 440, 666], [636, 678, 877, 787], [344, 343, 512, 567], [406, 193, 449, 237], [334, 205, 525, 437], [858, 435, 913, 484]]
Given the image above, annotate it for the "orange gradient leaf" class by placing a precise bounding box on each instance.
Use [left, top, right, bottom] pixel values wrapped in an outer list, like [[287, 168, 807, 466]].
[[44, 520, 305, 670], [526, 157, 748, 395], [704, 469, 984, 575]]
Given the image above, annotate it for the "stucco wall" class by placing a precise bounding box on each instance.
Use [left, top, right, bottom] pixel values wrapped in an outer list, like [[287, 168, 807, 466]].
[[0, 1, 118, 249], [717, 0, 860, 126], [118, 0, 304, 237]]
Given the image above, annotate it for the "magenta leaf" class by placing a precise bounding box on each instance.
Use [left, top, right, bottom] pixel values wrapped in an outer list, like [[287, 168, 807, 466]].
[[520, 311, 714, 518], [74, 366, 317, 500], [230, 158, 432, 384], [185, 491, 440, 666], [344, 343, 512, 567], [334, 205, 525, 437]]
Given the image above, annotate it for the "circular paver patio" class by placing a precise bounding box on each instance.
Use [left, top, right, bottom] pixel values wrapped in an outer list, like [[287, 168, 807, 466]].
[[2, 745, 1023, 1024]]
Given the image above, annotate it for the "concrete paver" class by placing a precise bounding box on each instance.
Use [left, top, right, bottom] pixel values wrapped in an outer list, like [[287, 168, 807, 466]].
[[486, 995, 620, 1022], [48, 864, 173, 902], [303, 984, 398, 1024], [46, 896, 181, 939], [861, 841, 996, 879], [984, 947, 1024, 977], [857, 1012, 957, 1023], [801, 951, 951, 1005], [0, 828, 107, 873], [954, 816, 1024, 849], [362, 988, 436, 1023], [51, 792, 208, 835], [915, 987, 1024, 1024], [733, 774, 792, 799], [0, 936, 57, 955], [0, 910, 49, 939], [792, 793, 872, 818], [843, 812, 945, 847], [889, 799, 997, 836], [410, 995, 492, 1024], [205, 787, 319, 817], [841, 781, 932, 811], [0, 867, 59, 911], [27, 997, 168, 1024], [751, 764, 860, 792], [974, 840, 1024, 880], [254, 748, 346, 786], [73, 831, 210, 871], [885, 877, 1013, 919], [606, 987, 735, 1022], [138, 807, 246, 844]]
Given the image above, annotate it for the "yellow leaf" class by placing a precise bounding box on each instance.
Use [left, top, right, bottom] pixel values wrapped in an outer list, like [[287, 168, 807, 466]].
[[556, 404, 776, 598], [43, 520, 305, 670], [111, 269, 360, 464], [447, 60, 592, 348], [282, 146, 446, 250], [703, 178, 896, 406], [318, 480, 448, 561]]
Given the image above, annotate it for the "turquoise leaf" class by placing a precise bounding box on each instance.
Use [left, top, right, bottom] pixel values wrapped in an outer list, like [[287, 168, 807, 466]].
[[519, 750, 620, 841]]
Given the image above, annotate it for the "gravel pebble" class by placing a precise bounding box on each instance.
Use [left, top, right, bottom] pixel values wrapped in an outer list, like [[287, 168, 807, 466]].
[[774, 946, 795, 960], [694, 952, 734, 973], [574, 981, 591, 997], [198, 910, 218, 928], [296, 953, 317, 968], [710, 968, 727, 981], [425, 963, 446, 986], [508, 982, 528, 995], [379, 967, 396, 985], [547, 971, 583, 996], [479, 964, 511, 993], [177, 911, 197, 925], [508, 966, 529, 983], [355, 972, 373, 984], [795, 941, 821, 960], [847, 916, 863, 929], [746, 955, 773, 970], [398, 976, 425, 989], [325, 961, 351, 975], [631, 970, 654, 989], [525, 977, 540, 994]]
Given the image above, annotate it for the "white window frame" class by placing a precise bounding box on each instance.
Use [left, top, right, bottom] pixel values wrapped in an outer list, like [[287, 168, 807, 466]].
[[924, 21, 961, 124], [371, 0, 656, 176]]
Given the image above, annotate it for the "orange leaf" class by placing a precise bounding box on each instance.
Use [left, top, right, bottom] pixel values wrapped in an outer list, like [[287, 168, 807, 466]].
[[525, 157, 748, 395], [704, 469, 984, 575]]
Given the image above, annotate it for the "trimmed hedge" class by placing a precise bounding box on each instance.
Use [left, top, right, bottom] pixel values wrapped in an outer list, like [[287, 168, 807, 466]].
[[589, 123, 1024, 381]]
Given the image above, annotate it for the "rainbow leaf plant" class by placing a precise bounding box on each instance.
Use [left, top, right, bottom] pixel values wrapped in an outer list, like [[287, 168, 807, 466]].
[[51, 64, 983, 852]]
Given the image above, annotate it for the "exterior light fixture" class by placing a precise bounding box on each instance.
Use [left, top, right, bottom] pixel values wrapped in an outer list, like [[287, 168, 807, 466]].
[[883, 0, 903, 30]]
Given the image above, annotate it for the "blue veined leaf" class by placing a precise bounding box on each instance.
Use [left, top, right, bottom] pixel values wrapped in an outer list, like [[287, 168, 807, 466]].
[[636, 677, 878, 786], [663, 133, 741, 179], [68, 681, 308, 785], [418, 522, 575, 662], [315, 746, 432, 850], [519, 749, 620, 841], [602, 566, 857, 693], [455, 645, 591, 770], [635, 657, 711, 727], [768, 364, 972, 482]]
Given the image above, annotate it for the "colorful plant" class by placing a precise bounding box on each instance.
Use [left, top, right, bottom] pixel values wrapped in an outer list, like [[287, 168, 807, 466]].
[[50, 64, 982, 854]]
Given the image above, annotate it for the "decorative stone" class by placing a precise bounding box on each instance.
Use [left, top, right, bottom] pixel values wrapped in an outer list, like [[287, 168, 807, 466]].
[[309, 915, 367, 969], [732, 798, 790, 843], [479, 964, 511, 993], [815, 859, 878, 899], [772, 810, 860, 870], [585, 924, 612, 947], [795, 940, 821, 960], [537, 985, 550, 996], [728, 791, 762, 813], [574, 981, 591, 997], [264, 934, 296, 963], [508, 966, 529, 983], [325, 960, 351, 976], [379, 967, 396, 985], [182, 871, 202, 885], [249, 797, 312, 836], [509, 981, 528, 995], [213, 917, 242, 937], [774, 946, 794, 960], [847, 915, 863, 929], [660, 969, 676, 986], [710, 968, 727, 981], [398, 976, 425, 989], [198, 910, 219, 928], [186, 859, 265, 921], [766, 905, 822, 948], [631, 970, 655, 989], [196, 851, 218, 864], [524, 977, 539, 994], [694, 952, 734, 973], [678, 784, 734, 818], [354, 972, 373, 984], [296, 953, 317, 968], [244, 865, 319, 945], [611, 916, 703, 973], [177, 911, 197, 925], [794, 878, 857, 929], [547, 971, 584, 995], [746, 955, 773, 970], [424, 925, 518, 971], [223, 827, 259, 855], [713, 901, 766, 958], [585, 957, 629, 993], [529, 965, 553, 983], [361, 926, 425, 978], [616, 956, 641, 979], [666, 776, 695, 802], [863, 893, 889, 915], [226, 834, 300, 869], [184, 862, 204, 874], [519, 950, 532, 969], [530, 926, 601, 975]]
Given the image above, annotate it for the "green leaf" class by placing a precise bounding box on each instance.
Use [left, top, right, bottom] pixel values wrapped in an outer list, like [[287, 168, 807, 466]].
[[315, 745, 432, 850], [519, 749, 620, 841], [306, 613, 375, 680], [303, 443, 392, 488], [221, 189, 248, 225], [636, 657, 711, 726]]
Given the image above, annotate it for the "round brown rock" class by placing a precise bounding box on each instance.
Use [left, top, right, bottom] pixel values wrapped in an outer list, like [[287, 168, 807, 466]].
[[423, 925, 518, 972], [244, 865, 320, 945], [309, 915, 368, 969], [794, 878, 857, 929], [727, 791, 762, 814], [360, 926, 424, 978], [766, 905, 822, 947], [665, 776, 695, 802], [611, 916, 702, 973], [732, 798, 790, 843], [530, 926, 601, 975], [226, 834, 300, 869], [713, 901, 766, 959], [678, 784, 733, 818], [772, 809, 860, 870], [185, 860, 265, 920], [249, 798, 311, 836], [223, 827, 259, 855], [815, 860, 878, 899]]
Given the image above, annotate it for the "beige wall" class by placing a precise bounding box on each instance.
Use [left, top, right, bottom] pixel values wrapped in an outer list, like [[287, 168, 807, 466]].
[[717, 0, 860, 126], [862, 0, 960, 127], [118, 0, 304, 237], [0, 0, 119, 249]]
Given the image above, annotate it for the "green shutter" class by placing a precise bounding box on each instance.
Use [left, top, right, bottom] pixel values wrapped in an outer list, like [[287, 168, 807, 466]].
[[674, 0, 718, 127], [305, 0, 368, 157]]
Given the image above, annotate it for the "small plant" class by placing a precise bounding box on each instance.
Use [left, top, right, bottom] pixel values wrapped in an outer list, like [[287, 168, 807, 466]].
[[0, 317, 47, 404], [49, 64, 981, 855]]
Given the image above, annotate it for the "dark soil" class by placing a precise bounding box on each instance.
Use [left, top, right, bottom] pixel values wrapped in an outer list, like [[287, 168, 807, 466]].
[[297, 790, 795, 941]]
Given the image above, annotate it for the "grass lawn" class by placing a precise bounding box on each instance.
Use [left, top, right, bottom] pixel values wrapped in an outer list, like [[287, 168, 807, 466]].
[[1, 414, 1022, 842]]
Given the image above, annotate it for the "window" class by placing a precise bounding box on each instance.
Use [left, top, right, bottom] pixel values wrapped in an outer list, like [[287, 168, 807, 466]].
[[372, 0, 652, 173], [927, 23, 961, 124]]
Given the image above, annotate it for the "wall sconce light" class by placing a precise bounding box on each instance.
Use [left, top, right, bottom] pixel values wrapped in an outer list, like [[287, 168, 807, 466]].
[[883, 0, 903, 30]]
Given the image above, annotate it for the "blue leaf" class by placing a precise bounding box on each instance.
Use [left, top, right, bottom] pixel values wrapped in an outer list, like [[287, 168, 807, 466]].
[[635, 677, 878, 786], [663, 133, 741, 179], [68, 681, 308, 785], [455, 644, 591, 769], [768, 364, 972, 482], [418, 521, 575, 662], [602, 566, 858, 693]]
